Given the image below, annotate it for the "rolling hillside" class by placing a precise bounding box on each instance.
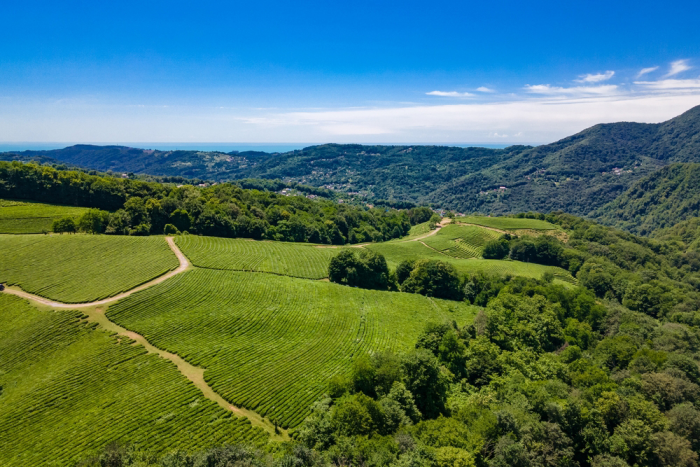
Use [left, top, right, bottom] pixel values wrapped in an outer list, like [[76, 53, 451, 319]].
[[5, 105, 700, 217]]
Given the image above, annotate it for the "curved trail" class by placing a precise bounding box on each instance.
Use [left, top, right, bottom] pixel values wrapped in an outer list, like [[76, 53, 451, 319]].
[[3, 237, 191, 308], [1, 236, 287, 440], [400, 217, 452, 242]]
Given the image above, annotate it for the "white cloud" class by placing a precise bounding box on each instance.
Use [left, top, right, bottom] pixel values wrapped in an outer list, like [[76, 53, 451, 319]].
[[476, 86, 496, 93], [634, 79, 700, 90], [664, 59, 692, 77], [426, 90, 473, 97], [637, 66, 659, 78], [575, 71, 615, 83], [524, 84, 618, 96]]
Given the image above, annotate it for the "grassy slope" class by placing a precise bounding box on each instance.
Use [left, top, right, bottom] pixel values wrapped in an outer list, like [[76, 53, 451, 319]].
[[0, 235, 178, 302], [0, 198, 90, 234], [176, 235, 345, 279], [0, 294, 266, 467], [107, 269, 477, 428], [455, 216, 558, 230], [366, 241, 576, 285]]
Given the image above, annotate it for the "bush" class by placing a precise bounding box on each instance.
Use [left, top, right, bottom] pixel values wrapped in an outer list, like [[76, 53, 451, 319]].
[[163, 224, 180, 235]]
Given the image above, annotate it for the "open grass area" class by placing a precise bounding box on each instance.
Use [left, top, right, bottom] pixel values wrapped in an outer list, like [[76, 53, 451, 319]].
[[0, 294, 266, 467], [366, 241, 576, 285], [423, 224, 501, 258], [0, 199, 90, 234], [176, 235, 345, 279], [455, 216, 558, 231], [399, 221, 434, 241], [0, 235, 179, 302], [107, 269, 476, 428]]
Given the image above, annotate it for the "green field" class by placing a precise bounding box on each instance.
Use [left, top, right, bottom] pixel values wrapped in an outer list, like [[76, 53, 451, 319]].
[[399, 221, 433, 240], [455, 216, 558, 230], [0, 235, 179, 302], [366, 241, 575, 285], [176, 235, 345, 279], [0, 294, 266, 467], [107, 269, 476, 428], [423, 224, 501, 258], [0, 199, 90, 234]]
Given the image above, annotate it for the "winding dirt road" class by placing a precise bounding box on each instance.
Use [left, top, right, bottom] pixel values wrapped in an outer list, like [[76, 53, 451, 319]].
[[2, 237, 191, 308]]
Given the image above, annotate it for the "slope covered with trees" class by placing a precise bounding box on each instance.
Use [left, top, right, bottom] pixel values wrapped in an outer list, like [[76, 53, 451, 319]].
[[596, 163, 700, 235]]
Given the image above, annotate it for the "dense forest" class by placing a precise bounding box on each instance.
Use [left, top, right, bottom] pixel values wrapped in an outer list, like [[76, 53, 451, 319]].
[[5, 105, 700, 217], [595, 163, 700, 235], [0, 161, 418, 244], [75, 214, 700, 466]]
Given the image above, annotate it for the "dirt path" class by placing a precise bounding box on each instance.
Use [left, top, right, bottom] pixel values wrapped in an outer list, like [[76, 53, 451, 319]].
[[2, 237, 191, 308], [401, 217, 452, 242], [1, 236, 288, 440]]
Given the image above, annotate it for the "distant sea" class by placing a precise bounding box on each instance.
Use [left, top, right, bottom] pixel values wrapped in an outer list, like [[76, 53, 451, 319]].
[[0, 142, 535, 153]]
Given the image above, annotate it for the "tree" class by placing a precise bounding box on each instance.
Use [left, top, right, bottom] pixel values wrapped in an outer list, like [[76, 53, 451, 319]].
[[401, 349, 448, 419], [401, 260, 462, 300], [482, 238, 510, 259], [52, 217, 76, 233], [77, 209, 110, 234], [170, 209, 192, 233], [328, 249, 390, 290]]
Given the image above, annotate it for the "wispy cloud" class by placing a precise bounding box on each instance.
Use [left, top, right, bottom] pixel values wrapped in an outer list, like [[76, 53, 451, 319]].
[[664, 59, 692, 77], [426, 90, 473, 97], [524, 84, 618, 96], [476, 86, 496, 93], [575, 71, 615, 83], [636, 66, 659, 78], [634, 79, 700, 90]]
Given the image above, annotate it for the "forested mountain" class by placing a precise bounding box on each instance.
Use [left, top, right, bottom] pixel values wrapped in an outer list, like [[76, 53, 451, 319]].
[[654, 217, 700, 251], [595, 164, 700, 235], [4, 106, 700, 217]]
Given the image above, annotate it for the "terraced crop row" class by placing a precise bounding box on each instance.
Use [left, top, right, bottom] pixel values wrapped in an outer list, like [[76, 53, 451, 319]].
[[107, 269, 476, 428], [0, 294, 267, 467], [455, 216, 558, 231], [423, 225, 501, 259], [0, 235, 179, 302], [176, 235, 346, 279], [0, 198, 90, 234]]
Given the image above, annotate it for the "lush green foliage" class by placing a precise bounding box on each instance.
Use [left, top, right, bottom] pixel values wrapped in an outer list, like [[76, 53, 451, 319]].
[[0, 294, 266, 467], [0, 235, 178, 302], [0, 160, 410, 243], [107, 269, 475, 428], [176, 235, 344, 279], [597, 163, 700, 235], [0, 198, 89, 234], [653, 217, 700, 251], [399, 260, 463, 300], [328, 249, 392, 290]]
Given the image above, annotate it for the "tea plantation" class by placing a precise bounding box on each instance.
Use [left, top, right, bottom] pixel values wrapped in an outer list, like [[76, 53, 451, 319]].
[[455, 215, 559, 230], [0, 198, 89, 234], [422, 224, 501, 258], [0, 294, 267, 467], [0, 235, 179, 302], [106, 269, 476, 428], [175, 235, 346, 279]]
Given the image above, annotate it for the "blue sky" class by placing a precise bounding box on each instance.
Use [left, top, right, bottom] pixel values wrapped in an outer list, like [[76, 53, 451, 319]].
[[2, 0, 700, 144]]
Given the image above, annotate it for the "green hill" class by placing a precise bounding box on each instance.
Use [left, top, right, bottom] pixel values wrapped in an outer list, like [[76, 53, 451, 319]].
[[595, 163, 700, 235], [6, 105, 700, 217]]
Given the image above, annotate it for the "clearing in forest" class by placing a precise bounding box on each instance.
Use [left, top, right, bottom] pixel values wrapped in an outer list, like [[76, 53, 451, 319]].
[[0, 294, 266, 467], [107, 268, 476, 428], [0, 199, 90, 234], [0, 235, 179, 303], [175, 235, 346, 279]]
